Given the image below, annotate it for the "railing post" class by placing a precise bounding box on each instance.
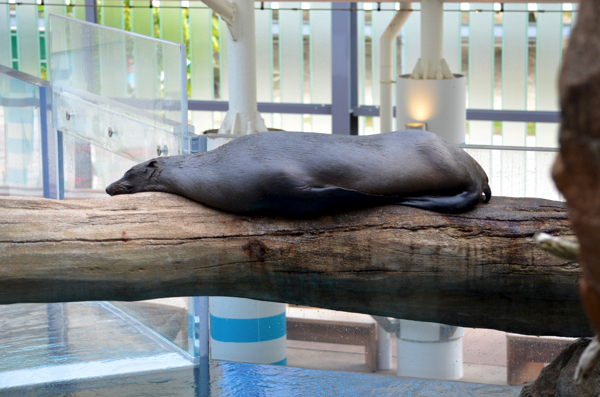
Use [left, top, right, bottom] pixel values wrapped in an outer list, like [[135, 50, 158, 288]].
[[84, 0, 98, 24], [331, 2, 358, 135]]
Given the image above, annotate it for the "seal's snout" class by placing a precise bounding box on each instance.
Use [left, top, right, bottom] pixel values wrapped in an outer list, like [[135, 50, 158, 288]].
[[106, 180, 134, 196]]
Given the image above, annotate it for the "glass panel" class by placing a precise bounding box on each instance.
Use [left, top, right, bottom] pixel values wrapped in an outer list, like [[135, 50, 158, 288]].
[[535, 3, 563, 148], [15, 3, 41, 77], [43, 2, 67, 76], [468, 3, 494, 145], [464, 145, 562, 201], [0, 302, 192, 389], [279, 2, 303, 131], [0, 66, 50, 197], [443, 2, 462, 74], [102, 0, 125, 29], [0, 3, 12, 68], [48, 14, 187, 163], [130, 0, 154, 37], [61, 133, 133, 196], [357, 3, 366, 133], [190, 7, 215, 132], [502, 3, 528, 152], [401, 2, 420, 76], [218, 14, 229, 127], [256, 3, 274, 128], [72, 0, 87, 21], [369, 2, 396, 135], [45, 14, 197, 364], [160, 3, 182, 44], [308, 3, 330, 134]]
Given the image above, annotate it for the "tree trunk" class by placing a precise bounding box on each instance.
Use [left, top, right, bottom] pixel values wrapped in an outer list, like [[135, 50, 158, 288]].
[[0, 193, 588, 337], [553, 0, 600, 339]]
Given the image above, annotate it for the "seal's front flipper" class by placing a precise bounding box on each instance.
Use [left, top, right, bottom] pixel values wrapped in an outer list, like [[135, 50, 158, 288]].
[[262, 185, 387, 216]]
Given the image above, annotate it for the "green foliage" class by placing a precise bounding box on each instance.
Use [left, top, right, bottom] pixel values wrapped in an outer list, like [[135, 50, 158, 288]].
[[153, 6, 160, 38], [183, 8, 190, 97], [212, 15, 219, 52], [124, 1, 131, 31]]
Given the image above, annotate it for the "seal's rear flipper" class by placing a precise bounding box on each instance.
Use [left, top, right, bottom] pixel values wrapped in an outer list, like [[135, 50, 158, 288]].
[[397, 189, 483, 214]]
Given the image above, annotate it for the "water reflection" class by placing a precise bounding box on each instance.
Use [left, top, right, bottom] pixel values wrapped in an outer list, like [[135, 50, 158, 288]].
[[2, 359, 522, 397], [0, 302, 522, 396], [47, 303, 70, 361]]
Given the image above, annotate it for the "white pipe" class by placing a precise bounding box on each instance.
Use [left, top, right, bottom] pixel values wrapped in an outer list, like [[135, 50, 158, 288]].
[[217, 0, 267, 134], [377, 324, 393, 370], [380, 3, 412, 135], [421, 0, 443, 79]]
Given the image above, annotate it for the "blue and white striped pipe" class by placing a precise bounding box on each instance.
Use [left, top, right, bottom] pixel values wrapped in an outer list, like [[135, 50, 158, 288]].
[[210, 297, 287, 366]]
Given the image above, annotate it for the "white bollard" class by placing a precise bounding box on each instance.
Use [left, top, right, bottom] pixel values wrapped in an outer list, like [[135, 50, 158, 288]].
[[210, 297, 287, 365], [397, 320, 464, 380], [396, 74, 467, 144]]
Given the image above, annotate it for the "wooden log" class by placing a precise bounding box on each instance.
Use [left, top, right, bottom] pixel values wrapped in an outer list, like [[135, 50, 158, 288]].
[[0, 193, 589, 337]]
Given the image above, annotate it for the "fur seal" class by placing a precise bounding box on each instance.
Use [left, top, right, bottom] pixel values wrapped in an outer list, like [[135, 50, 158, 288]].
[[106, 130, 491, 216]]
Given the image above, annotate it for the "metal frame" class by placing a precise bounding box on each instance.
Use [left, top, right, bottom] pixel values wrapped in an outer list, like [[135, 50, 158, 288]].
[[331, 2, 359, 135], [0, 64, 63, 199], [189, 99, 561, 126]]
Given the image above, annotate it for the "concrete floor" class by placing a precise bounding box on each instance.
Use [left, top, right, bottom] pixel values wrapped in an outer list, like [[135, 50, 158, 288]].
[[286, 326, 517, 388]]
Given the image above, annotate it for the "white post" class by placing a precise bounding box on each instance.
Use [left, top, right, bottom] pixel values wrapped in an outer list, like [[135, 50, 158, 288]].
[[210, 297, 287, 365], [377, 324, 393, 370], [203, 0, 267, 135], [397, 320, 464, 380], [379, 3, 412, 135], [421, 0, 444, 79]]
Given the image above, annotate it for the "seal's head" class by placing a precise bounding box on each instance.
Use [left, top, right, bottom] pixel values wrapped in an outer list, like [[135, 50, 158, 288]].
[[106, 158, 163, 196]]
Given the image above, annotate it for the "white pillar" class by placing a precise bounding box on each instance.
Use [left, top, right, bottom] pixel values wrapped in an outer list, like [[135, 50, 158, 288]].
[[218, 0, 267, 135], [397, 320, 464, 380], [210, 297, 287, 365], [377, 324, 393, 370], [380, 3, 412, 135], [420, 0, 444, 79], [396, 74, 467, 143]]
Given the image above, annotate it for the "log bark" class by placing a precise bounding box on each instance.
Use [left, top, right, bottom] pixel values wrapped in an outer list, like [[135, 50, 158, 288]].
[[0, 193, 589, 337]]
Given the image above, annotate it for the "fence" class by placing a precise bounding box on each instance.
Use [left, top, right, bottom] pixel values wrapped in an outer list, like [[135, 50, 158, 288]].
[[0, 1, 577, 200]]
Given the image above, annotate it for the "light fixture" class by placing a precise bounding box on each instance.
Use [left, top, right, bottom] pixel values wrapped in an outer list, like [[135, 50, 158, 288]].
[[405, 122, 427, 131]]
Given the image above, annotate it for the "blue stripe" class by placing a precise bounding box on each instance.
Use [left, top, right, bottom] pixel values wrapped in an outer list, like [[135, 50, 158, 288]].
[[210, 313, 286, 343], [270, 358, 287, 366]]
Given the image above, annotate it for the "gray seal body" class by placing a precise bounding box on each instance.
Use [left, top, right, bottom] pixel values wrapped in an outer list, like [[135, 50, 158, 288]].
[[106, 130, 491, 216]]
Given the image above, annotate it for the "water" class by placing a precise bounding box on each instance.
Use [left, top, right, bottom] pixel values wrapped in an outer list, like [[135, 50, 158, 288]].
[[1, 360, 522, 397], [0, 302, 521, 396]]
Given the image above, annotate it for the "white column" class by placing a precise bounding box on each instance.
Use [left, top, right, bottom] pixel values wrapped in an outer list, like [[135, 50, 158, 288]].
[[210, 297, 287, 365], [396, 75, 466, 143], [380, 3, 412, 135], [217, 0, 267, 134], [420, 0, 443, 79], [397, 320, 464, 380]]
